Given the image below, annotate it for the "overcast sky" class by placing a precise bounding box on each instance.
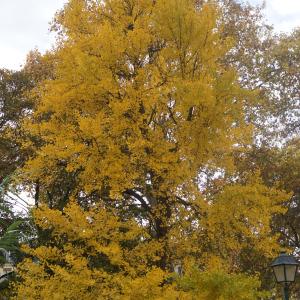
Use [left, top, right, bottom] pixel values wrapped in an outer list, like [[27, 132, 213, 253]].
[[0, 0, 300, 70]]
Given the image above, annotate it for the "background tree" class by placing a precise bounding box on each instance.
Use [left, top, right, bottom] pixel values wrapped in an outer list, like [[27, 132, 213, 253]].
[[0, 51, 50, 297], [0, 68, 33, 181]]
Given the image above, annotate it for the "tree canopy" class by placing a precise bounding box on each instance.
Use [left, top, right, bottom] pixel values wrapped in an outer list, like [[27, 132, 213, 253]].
[[1, 0, 299, 299]]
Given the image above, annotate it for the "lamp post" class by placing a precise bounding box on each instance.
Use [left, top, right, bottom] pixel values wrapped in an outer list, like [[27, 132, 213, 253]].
[[271, 252, 299, 300]]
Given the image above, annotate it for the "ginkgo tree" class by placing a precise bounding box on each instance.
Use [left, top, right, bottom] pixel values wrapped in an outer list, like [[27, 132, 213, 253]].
[[14, 0, 288, 298]]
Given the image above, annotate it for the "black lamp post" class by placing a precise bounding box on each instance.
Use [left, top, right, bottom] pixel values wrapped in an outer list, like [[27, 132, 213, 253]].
[[271, 252, 299, 300]]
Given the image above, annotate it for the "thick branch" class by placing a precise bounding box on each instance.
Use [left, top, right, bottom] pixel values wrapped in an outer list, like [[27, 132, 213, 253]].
[[124, 189, 152, 214]]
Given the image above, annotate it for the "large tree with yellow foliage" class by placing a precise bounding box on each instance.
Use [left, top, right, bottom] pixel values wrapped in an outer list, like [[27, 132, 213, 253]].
[[13, 0, 288, 298]]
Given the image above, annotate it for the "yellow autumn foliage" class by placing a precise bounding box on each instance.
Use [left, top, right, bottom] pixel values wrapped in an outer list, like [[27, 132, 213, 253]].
[[14, 202, 267, 300], [14, 202, 165, 299], [14, 0, 289, 299], [23, 0, 249, 196]]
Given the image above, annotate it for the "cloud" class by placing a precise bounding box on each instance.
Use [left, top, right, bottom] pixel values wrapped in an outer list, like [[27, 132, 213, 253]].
[[0, 0, 66, 70], [249, 0, 300, 32], [268, 0, 300, 16]]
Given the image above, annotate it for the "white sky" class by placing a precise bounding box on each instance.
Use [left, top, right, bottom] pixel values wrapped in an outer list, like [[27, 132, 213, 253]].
[[0, 0, 300, 70], [0, 0, 66, 70], [250, 0, 300, 32]]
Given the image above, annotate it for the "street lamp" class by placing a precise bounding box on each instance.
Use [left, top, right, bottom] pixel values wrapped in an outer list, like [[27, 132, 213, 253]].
[[271, 252, 299, 300]]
